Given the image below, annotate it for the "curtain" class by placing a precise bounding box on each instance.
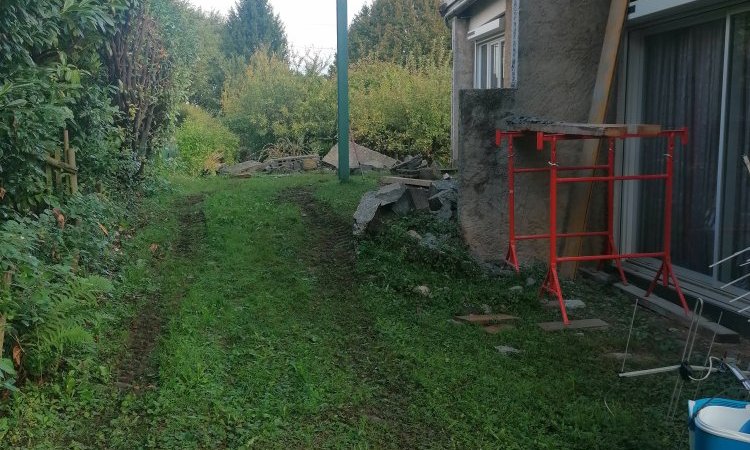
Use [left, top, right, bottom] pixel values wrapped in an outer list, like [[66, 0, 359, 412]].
[[638, 19, 726, 276], [722, 12, 750, 289]]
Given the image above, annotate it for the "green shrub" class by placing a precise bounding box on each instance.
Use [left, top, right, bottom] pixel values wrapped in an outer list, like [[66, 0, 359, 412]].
[[221, 51, 451, 162], [175, 105, 240, 175], [0, 194, 121, 381], [222, 52, 336, 159], [350, 58, 451, 162]]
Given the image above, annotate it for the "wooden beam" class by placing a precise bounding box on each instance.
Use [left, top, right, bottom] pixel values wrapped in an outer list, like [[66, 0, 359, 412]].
[[45, 156, 78, 174], [506, 122, 661, 138], [560, 0, 629, 278]]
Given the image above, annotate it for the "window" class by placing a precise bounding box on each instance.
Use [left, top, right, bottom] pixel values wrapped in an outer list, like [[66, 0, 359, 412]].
[[622, 6, 750, 291], [475, 37, 504, 89]]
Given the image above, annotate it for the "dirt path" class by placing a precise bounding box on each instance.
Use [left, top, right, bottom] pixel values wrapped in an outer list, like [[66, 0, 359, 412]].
[[282, 187, 440, 447], [115, 194, 205, 389]]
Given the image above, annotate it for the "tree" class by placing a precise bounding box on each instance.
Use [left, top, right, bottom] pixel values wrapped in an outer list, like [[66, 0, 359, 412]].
[[348, 0, 450, 67], [222, 0, 288, 61]]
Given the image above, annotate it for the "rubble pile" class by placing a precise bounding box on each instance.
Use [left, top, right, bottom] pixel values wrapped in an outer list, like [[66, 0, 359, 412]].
[[352, 177, 458, 236]]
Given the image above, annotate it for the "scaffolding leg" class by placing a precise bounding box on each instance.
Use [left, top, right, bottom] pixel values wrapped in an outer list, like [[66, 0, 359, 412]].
[[506, 242, 520, 272], [540, 266, 570, 324], [505, 134, 520, 273], [646, 260, 690, 313]]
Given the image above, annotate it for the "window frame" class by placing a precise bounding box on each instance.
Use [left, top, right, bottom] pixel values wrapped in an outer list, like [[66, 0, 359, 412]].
[[617, 2, 750, 294], [474, 35, 505, 89]]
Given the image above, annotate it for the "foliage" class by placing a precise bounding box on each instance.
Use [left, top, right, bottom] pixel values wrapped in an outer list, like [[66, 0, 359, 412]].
[[175, 105, 239, 175], [0, 194, 121, 380], [222, 52, 336, 159], [106, 1, 174, 178], [349, 0, 451, 67], [350, 58, 451, 161], [0, 0, 124, 212], [185, 11, 227, 114], [222, 0, 289, 61]]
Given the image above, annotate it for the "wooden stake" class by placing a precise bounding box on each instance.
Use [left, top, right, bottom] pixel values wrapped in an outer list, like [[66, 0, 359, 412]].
[[64, 130, 78, 195], [560, 0, 629, 278], [54, 147, 63, 193], [0, 271, 11, 360]]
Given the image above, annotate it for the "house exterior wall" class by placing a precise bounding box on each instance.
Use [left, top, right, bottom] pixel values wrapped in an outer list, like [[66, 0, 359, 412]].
[[448, 0, 507, 161], [467, 0, 507, 31], [455, 0, 612, 266]]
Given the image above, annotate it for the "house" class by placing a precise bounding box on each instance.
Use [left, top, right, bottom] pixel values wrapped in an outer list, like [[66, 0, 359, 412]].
[[441, 0, 750, 317]]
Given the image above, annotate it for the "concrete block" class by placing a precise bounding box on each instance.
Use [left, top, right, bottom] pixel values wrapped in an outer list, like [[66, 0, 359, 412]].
[[455, 314, 518, 325]]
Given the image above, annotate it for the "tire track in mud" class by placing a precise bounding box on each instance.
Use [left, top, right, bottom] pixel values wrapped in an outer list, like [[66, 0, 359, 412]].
[[115, 194, 206, 389], [281, 187, 444, 447]]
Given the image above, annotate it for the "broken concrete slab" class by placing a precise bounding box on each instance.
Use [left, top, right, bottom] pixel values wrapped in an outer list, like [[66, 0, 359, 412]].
[[495, 345, 521, 355], [543, 299, 587, 310], [381, 176, 433, 188], [408, 187, 430, 211], [262, 155, 320, 173], [538, 319, 610, 332], [429, 179, 458, 198], [352, 183, 407, 235], [324, 142, 397, 170], [353, 192, 381, 236], [219, 160, 267, 177], [413, 285, 431, 297], [392, 193, 413, 216], [429, 189, 458, 211], [455, 314, 518, 325], [435, 204, 453, 221]]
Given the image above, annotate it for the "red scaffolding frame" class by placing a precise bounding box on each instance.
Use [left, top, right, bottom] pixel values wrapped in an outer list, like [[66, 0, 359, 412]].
[[495, 127, 690, 324]]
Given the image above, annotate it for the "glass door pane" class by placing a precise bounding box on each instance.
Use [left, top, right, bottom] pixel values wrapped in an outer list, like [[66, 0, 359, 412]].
[[721, 12, 750, 289], [490, 42, 501, 88], [637, 19, 726, 276]]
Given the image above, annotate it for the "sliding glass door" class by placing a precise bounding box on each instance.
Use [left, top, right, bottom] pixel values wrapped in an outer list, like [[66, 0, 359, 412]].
[[625, 6, 750, 289], [722, 12, 750, 287]]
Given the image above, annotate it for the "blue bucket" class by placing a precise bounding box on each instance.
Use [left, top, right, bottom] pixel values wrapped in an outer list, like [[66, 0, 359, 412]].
[[689, 399, 750, 450]]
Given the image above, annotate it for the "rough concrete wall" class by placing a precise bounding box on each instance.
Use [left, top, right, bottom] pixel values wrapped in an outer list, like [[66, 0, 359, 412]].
[[457, 89, 515, 263], [457, 0, 612, 267]]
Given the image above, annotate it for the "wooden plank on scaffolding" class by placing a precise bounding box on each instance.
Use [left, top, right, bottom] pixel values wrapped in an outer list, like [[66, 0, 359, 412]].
[[506, 121, 661, 138], [560, 0, 630, 278]]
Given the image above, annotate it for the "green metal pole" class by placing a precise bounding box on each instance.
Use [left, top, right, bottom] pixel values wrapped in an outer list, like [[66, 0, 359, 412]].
[[336, 0, 350, 182]]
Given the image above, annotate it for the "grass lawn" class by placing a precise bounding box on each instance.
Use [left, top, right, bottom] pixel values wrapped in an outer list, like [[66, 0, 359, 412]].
[[0, 173, 726, 448]]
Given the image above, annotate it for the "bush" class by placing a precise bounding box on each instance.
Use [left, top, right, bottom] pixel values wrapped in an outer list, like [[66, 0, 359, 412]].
[[350, 58, 451, 163], [221, 51, 451, 163], [222, 52, 336, 159], [175, 105, 240, 175], [0, 194, 121, 380]]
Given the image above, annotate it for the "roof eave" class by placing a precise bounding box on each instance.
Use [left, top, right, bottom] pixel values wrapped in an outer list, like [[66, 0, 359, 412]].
[[441, 0, 481, 20]]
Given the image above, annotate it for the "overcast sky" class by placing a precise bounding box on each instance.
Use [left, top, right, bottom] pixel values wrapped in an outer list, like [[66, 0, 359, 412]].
[[187, 0, 373, 57]]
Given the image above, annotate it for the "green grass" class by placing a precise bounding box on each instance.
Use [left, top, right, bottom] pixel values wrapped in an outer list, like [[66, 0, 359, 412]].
[[0, 173, 712, 448]]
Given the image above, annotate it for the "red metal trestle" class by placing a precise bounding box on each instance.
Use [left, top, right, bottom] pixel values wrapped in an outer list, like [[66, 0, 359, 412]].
[[495, 128, 690, 325]]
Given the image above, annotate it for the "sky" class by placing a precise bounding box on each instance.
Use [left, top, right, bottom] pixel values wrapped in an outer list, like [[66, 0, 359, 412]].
[[187, 0, 373, 57]]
